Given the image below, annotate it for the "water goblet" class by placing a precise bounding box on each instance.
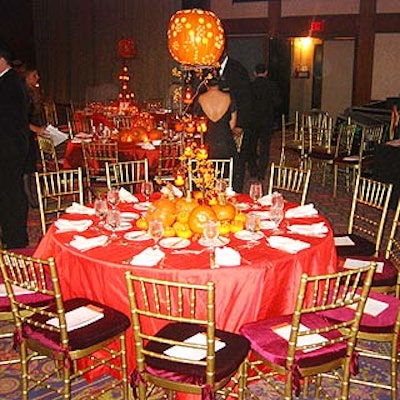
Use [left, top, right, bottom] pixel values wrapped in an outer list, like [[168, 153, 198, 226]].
[[94, 197, 108, 226], [106, 208, 121, 240], [148, 219, 164, 249], [249, 182, 263, 204], [245, 212, 261, 244], [203, 220, 219, 248], [271, 191, 284, 210], [270, 207, 284, 234], [107, 187, 120, 209], [141, 181, 154, 204]]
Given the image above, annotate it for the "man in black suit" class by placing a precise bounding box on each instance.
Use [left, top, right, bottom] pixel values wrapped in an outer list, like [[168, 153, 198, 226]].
[[219, 51, 252, 192], [0, 42, 30, 248]]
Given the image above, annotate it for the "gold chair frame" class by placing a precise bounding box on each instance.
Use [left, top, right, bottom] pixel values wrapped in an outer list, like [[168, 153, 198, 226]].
[[0, 250, 129, 400], [346, 175, 393, 257], [188, 157, 234, 192], [154, 140, 182, 183], [268, 162, 311, 205], [242, 265, 376, 400], [35, 168, 84, 235], [37, 136, 61, 173], [125, 273, 248, 400], [106, 159, 149, 193]]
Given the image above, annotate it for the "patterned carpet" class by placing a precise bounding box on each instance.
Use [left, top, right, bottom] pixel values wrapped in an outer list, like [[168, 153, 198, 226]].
[[1, 130, 398, 399]]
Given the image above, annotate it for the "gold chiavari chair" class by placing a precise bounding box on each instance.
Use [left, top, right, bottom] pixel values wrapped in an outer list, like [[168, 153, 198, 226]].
[[267, 162, 311, 205], [106, 159, 149, 193], [82, 141, 119, 200], [333, 123, 384, 198], [37, 136, 62, 172], [334, 175, 393, 259], [0, 250, 130, 400], [240, 265, 375, 400], [42, 100, 58, 126], [35, 168, 84, 235], [321, 287, 400, 400], [112, 115, 133, 130], [279, 112, 305, 167], [188, 158, 234, 192], [125, 273, 249, 400], [154, 140, 182, 184]]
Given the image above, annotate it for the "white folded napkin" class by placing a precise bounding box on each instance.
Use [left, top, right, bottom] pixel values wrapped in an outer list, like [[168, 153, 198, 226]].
[[225, 187, 236, 197], [257, 194, 273, 207], [287, 222, 328, 237], [267, 235, 311, 254], [119, 187, 139, 203], [215, 247, 241, 266], [54, 219, 93, 233], [69, 235, 109, 251], [141, 143, 156, 150], [285, 204, 318, 219], [66, 202, 96, 215], [130, 247, 165, 267], [160, 185, 183, 198]]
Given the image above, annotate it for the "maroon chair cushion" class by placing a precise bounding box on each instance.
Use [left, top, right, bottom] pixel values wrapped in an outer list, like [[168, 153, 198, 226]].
[[240, 314, 347, 371], [321, 291, 400, 334], [335, 234, 376, 257], [7, 247, 37, 257], [22, 298, 130, 351], [338, 255, 399, 288], [143, 322, 249, 385]]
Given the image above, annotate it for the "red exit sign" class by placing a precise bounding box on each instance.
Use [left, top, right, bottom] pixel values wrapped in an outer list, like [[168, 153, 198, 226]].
[[310, 21, 324, 32]]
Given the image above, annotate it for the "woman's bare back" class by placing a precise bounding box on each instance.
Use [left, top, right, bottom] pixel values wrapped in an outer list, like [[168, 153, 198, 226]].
[[198, 90, 231, 122]]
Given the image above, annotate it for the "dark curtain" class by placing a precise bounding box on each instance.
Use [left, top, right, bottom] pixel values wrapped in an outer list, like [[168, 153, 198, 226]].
[[32, 0, 181, 106]]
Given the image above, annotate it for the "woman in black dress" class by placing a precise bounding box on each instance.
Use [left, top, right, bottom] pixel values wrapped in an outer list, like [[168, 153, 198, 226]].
[[193, 77, 240, 191]]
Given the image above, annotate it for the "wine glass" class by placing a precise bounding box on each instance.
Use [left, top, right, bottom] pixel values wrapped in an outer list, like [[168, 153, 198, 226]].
[[141, 181, 154, 204], [245, 212, 261, 244], [249, 182, 263, 204], [271, 191, 284, 210], [148, 219, 164, 249], [106, 208, 121, 240], [270, 207, 284, 234], [94, 196, 108, 226], [107, 187, 120, 209], [203, 220, 219, 248]]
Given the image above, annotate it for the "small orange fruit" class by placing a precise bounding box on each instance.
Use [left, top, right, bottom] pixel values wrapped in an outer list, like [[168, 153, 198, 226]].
[[136, 217, 148, 231], [164, 226, 176, 237]]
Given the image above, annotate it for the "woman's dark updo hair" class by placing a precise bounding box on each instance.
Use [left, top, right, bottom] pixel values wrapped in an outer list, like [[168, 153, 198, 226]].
[[207, 76, 221, 88]]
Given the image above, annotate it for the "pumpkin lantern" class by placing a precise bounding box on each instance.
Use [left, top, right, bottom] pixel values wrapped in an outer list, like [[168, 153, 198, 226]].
[[167, 9, 225, 67]]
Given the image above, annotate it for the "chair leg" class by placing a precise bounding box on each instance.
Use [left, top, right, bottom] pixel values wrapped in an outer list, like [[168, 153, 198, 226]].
[[20, 341, 29, 400], [120, 333, 129, 399], [333, 164, 338, 198], [237, 360, 248, 400]]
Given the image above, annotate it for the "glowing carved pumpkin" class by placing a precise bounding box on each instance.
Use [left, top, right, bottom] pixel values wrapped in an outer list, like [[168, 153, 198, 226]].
[[188, 204, 217, 234], [212, 202, 236, 222], [167, 9, 225, 67]]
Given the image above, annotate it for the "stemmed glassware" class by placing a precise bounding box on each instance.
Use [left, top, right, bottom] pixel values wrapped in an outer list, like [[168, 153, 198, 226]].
[[203, 220, 219, 248], [245, 212, 261, 244], [94, 196, 108, 226], [141, 181, 154, 204], [148, 219, 164, 249], [270, 192, 284, 233], [107, 187, 120, 209], [215, 179, 227, 203], [249, 182, 263, 204], [106, 208, 121, 240]]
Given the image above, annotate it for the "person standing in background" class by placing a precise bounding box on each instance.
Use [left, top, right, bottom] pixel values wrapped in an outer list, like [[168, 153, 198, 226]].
[[23, 65, 46, 207], [249, 63, 281, 181], [219, 50, 252, 192], [0, 42, 30, 249]]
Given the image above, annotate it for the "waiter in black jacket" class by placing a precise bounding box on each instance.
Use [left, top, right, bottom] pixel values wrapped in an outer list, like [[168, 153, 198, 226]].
[[0, 42, 30, 248]]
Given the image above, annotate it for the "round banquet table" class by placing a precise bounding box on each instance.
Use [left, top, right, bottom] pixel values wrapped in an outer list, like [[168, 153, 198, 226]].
[[33, 194, 337, 376], [62, 140, 159, 175]]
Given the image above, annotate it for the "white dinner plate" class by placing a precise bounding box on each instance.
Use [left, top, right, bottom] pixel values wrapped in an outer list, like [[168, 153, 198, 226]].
[[152, 140, 161, 146], [235, 202, 251, 211], [124, 231, 151, 241], [104, 222, 131, 231], [260, 220, 276, 230], [234, 230, 264, 241], [198, 236, 230, 247], [134, 202, 151, 211], [159, 237, 190, 249], [252, 211, 271, 220], [120, 212, 140, 221]]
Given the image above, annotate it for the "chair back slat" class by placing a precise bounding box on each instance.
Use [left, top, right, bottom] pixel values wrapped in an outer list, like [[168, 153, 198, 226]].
[[106, 159, 149, 193]]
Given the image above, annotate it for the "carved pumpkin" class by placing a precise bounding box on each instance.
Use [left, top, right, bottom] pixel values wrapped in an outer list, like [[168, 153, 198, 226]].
[[212, 202, 236, 222], [167, 9, 225, 67], [147, 198, 177, 227], [148, 128, 163, 141], [188, 205, 217, 234]]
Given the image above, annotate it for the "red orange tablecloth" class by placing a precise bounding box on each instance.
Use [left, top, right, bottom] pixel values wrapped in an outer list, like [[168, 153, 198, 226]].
[[33, 194, 337, 374]]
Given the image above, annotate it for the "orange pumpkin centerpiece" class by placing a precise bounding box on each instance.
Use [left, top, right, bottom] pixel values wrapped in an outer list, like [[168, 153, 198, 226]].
[[147, 198, 177, 228], [188, 204, 217, 234], [212, 202, 236, 222], [148, 128, 163, 141]]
